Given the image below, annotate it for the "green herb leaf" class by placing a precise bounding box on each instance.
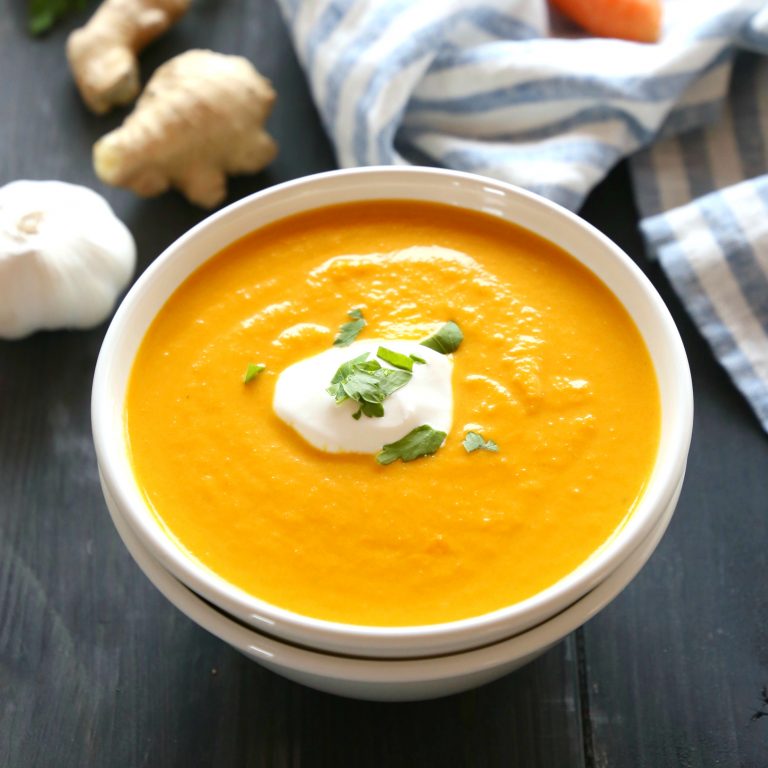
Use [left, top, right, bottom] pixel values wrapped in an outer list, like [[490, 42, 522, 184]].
[[376, 425, 447, 465], [420, 321, 463, 354], [243, 363, 266, 383], [333, 308, 366, 347], [28, 0, 89, 35], [409, 354, 426, 364], [462, 431, 499, 453], [377, 346, 414, 372], [343, 368, 411, 403], [327, 356, 379, 402], [327, 354, 412, 418], [340, 369, 411, 414], [352, 401, 385, 420], [329, 353, 373, 385]]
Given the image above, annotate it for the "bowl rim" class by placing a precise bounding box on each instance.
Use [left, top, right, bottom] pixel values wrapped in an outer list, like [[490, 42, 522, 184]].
[[92, 165, 693, 657]]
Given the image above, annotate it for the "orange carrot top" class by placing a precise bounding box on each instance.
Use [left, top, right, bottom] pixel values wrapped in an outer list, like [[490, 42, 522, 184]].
[[551, 0, 662, 43]]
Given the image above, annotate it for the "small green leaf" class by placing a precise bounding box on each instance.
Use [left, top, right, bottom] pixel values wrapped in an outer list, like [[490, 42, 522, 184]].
[[329, 353, 373, 386], [420, 321, 463, 354], [328, 359, 380, 403], [327, 353, 412, 418], [28, 7, 54, 34], [462, 432, 484, 452], [376, 425, 447, 465], [341, 368, 411, 404], [463, 431, 499, 453], [340, 370, 384, 402], [28, 0, 89, 35], [409, 354, 426, 364], [243, 363, 266, 383], [377, 346, 413, 372], [333, 308, 366, 347], [374, 369, 412, 397], [352, 401, 385, 420]]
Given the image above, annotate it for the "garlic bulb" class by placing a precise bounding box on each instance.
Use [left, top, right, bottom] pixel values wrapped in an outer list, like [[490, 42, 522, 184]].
[[0, 180, 136, 339]]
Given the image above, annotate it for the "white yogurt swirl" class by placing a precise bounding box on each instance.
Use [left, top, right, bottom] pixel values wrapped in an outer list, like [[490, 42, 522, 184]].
[[273, 340, 453, 454]]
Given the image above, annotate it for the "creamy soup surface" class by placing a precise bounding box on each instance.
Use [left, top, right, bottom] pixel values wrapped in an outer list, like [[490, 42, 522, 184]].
[[125, 200, 660, 627]]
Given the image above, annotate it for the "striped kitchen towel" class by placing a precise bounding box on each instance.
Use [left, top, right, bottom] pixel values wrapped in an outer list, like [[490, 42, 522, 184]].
[[276, 0, 768, 433], [631, 52, 768, 431]]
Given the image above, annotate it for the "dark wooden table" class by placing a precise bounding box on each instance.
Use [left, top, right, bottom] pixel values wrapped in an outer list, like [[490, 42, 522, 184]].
[[2, 2, 767, 765]]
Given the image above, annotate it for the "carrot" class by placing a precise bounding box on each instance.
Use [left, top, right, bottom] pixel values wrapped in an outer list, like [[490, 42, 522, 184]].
[[550, 0, 662, 43]]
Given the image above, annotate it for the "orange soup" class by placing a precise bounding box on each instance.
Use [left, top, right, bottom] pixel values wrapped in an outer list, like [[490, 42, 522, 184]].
[[125, 201, 660, 626]]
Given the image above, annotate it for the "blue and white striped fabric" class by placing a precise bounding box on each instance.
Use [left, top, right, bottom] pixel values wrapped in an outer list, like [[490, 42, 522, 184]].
[[276, 0, 768, 432], [632, 52, 768, 431]]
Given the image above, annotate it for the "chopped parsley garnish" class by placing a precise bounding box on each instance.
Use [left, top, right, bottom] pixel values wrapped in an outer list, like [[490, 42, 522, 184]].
[[327, 353, 412, 419], [376, 425, 447, 465], [462, 431, 499, 453], [420, 321, 463, 354], [243, 363, 266, 383], [377, 346, 414, 372], [333, 308, 366, 347]]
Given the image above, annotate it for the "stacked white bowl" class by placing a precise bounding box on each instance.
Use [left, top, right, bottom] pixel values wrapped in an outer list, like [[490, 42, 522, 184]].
[[92, 168, 693, 701]]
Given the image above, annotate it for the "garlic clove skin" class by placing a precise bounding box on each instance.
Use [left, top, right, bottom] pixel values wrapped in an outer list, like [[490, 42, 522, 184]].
[[0, 180, 136, 339]]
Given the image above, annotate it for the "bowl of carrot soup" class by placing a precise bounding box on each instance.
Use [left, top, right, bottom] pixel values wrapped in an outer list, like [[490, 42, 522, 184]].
[[92, 167, 693, 659]]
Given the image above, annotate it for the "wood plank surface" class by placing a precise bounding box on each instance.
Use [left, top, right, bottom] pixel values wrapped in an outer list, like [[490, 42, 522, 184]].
[[1, 1, 766, 766]]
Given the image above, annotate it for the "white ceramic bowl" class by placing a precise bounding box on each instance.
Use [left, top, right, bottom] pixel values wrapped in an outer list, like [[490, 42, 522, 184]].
[[103, 469, 683, 701], [92, 166, 693, 658]]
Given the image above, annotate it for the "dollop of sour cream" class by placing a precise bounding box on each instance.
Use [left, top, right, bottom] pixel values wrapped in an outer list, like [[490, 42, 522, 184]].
[[273, 340, 453, 454]]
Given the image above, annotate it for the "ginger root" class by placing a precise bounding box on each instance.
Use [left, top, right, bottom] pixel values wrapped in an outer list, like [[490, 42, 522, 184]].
[[93, 50, 278, 209], [67, 0, 190, 114]]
